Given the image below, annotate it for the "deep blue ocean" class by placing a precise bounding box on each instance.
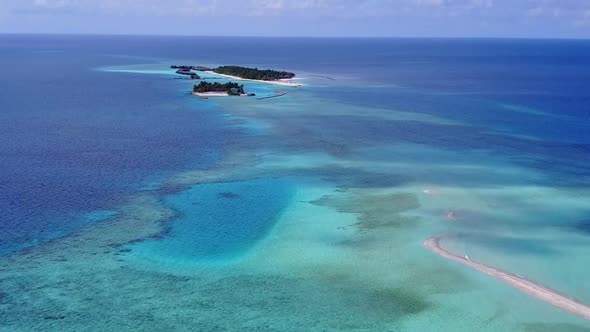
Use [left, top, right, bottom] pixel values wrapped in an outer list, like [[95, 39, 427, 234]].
[[1, 35, 590, 255]]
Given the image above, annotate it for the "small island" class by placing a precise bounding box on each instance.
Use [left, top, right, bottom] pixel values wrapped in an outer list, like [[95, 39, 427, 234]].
[[192, 81, 255, 97], [213, 66, 295, 81], [171, 65, 213, 71], [171, 66, 201, 80], [210, 66, 300, 86], [172, 64, 301, 86]]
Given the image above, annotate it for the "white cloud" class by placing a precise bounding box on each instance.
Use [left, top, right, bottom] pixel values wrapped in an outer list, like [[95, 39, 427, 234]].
[[523, 0, 590, 29], [33, 0, 69, 8], [2, 0, 589, 29]]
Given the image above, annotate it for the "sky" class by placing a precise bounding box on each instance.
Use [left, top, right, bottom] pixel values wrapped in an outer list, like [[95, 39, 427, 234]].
[[1, 0, 590, 38]]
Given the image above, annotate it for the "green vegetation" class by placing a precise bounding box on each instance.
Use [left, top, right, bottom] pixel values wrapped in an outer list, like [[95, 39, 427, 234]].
[[213, 66, 295, 81], [193, 81, 245, 96]]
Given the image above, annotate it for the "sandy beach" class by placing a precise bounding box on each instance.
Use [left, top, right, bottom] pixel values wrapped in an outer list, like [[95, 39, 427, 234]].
[[192, 91, 249, 97], [204, 71, 303, 87], [424, 236, 590, 321]]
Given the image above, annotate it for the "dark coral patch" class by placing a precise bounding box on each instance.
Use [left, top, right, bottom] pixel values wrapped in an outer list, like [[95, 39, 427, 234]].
[[313, 192, 420, 230], [218, 192, 241, 199]]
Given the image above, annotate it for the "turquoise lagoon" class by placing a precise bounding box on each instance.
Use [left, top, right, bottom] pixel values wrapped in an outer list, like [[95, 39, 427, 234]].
[[133, 178, 295, 264], [1, 36, 590, 331]]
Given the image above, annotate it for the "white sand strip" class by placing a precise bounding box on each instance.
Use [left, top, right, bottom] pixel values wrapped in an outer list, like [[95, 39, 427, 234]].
[[424, 236, 590, 321], [203, 71, 302, 87], [192, 92, 230, 97]]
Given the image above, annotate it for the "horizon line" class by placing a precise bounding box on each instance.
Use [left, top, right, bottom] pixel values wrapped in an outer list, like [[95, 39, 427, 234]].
[[1, 32, 590, 41]]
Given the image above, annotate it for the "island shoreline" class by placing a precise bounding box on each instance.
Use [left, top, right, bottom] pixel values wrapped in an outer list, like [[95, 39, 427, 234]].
[[192, 91, 249, 97], [424, 236, 590, 321], [204, 71, 302, 87]]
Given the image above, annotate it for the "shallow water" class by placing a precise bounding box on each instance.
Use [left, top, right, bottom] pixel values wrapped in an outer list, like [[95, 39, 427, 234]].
[[1, 35, 590, 331]]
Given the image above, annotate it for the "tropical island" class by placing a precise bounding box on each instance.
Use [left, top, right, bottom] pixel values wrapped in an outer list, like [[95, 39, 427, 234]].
[[171, 65, 213, 71], [192, 81, 255, 97], [213, 66, 295, 81], [175, 69, 200, 80], [171, 64, 301, 86], [171, 66, 201, 80]]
